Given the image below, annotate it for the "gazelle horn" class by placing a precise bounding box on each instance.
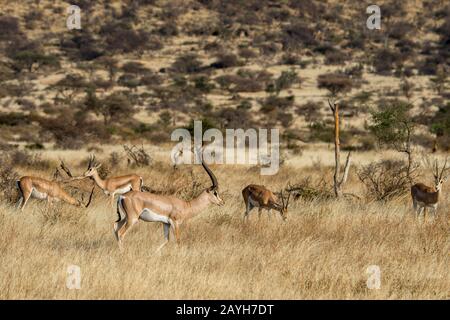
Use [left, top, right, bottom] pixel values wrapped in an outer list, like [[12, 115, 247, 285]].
[[439, 157, 448, 180], [202, 160, 218, 190]]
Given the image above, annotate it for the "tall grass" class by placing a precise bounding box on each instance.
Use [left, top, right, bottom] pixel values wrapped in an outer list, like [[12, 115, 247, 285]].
[[0, 151, 448, 299]]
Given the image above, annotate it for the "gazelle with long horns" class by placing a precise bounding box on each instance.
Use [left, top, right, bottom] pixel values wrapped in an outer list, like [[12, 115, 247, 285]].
[[242, 184, 291, 221], [16, 161, 94, 211], [81, 155, 143, 207], [411, 157, 449, 217], [114, 157, 224, 251]]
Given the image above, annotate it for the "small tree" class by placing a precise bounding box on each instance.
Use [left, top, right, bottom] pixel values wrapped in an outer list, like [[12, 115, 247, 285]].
[[400, 78, 414, 101], [95, 56, 118, 82], [328, 100, 352, 198], [95, 92, 135, 125], [430, 65, 448, 95], [53, 74, 88, 102], [317, 73, 352, 98], [267, 69, 299, 96], [369, 102, 416, 180], [429, 102, 450, 152], [11, 50, 60, 72]]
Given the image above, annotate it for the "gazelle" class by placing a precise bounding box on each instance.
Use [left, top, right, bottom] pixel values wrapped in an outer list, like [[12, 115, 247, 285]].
[[81, 155, 143, 207], [242, 184, 291, 221], [411, 158, 449, 218], [16, 176, 94, 211], [114, 158, 224, 251]]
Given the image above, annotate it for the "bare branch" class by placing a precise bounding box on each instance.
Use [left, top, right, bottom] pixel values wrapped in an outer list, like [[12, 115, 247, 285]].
[[59, 159, 73, 178], [339, 152, 352, 187], [327, 99, 335, 113]]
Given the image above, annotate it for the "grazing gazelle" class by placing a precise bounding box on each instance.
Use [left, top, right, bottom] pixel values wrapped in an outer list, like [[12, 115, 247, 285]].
[[81, 155, 143, 207], [242, 184, 291, 221], [16, 176, 94, 211], [114, 158, 224, 251], [411, 158, 449, 218]]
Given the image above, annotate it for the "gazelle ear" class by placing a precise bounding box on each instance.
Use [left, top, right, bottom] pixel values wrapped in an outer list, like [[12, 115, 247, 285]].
[[95, 163, 102, 169]]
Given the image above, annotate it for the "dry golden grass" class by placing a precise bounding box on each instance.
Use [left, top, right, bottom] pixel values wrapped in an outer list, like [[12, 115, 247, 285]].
[[0, 148, 448, 300]]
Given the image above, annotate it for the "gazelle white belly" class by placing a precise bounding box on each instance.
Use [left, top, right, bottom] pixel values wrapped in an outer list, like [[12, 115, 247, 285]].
[[115, 184, 132, 195], [106, 185, 132, 196], [416, 201, 437, 209], [139, 208, 170, 223], [31, 188, 48, 200], [249, 197, 261, 207]]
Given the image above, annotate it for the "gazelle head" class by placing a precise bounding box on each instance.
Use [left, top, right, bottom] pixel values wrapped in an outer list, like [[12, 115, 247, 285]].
[[278, 190, 291, 221], [433, 157, 449, 191], [83, 154, 102, 178], [201, 160, 224, 206]]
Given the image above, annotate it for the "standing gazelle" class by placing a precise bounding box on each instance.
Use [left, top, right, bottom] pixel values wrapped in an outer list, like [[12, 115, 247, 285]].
[[81, 155, 143, 207], [242, 184, 291, 221], [16, 176, 93, 211], [114, 158, 224, 251], [411, 158, 449, 218]]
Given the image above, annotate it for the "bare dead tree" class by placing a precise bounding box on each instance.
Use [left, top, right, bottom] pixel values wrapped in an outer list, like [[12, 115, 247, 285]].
[[54, 159, 96, 207], [59, 159, 74, 178], [328, 99, 352, 198], [123, 144, 152, 167]]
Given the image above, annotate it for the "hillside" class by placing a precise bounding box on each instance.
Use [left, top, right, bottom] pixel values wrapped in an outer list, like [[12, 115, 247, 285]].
[[0, 0, 448, 152]]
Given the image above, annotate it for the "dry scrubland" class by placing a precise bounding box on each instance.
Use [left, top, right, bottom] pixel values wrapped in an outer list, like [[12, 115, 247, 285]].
[[0, 0, 449, 300], [0, 148, 448, 299]]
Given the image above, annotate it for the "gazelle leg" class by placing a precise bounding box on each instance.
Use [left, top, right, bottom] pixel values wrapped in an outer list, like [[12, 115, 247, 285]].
[[21, 189, 32, 212], [16, 196, 24, 210], [416, 206, 422, 217], [432, 205, 438, 219], [258, 208, 263, 219], [111, 194, 116, 208], [113, 218, 127, 242], [116, 218, 138, 250], [173, 221, 181, 243], [244, 202, 253, 221], [412, 200, 417, 215], [156, 223, 171, 252]]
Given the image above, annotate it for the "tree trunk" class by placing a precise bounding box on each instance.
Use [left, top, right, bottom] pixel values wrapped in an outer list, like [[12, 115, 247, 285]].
[[333, 103, 342, 197], [328, 100, 352, 198]]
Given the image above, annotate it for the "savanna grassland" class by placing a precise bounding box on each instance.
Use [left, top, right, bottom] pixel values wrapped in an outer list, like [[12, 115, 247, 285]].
[[0, 0, 449, 300], [0, 147, 448, 299]]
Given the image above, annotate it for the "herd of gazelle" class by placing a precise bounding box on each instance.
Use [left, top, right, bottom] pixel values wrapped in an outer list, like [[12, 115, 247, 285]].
[[15, 152, 448, 250]]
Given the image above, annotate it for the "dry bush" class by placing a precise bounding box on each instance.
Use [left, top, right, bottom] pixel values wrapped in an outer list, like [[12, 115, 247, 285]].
[[287, 177, 333, 201], [296, 101, 322, 122], [214, 107, 254, 129], [372, 48, 403, 76], [123, 145, 152, 167], [210, 52, 242, 69], [215, 74, 263, 93], [171, 53, 203, 74], [260, 95, 294, 113], [325, 48, 349, 65], [109, 152, 121, 169], [38, 114, 88, 149], [0, 112, 31, 126], [357, 160, 414, 201], [100, 22, 152, 54], [9, 150, 51, 170], [0, 15, 20, 40], [281, 21, 317, 50], [0, 160, 19, 204]]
